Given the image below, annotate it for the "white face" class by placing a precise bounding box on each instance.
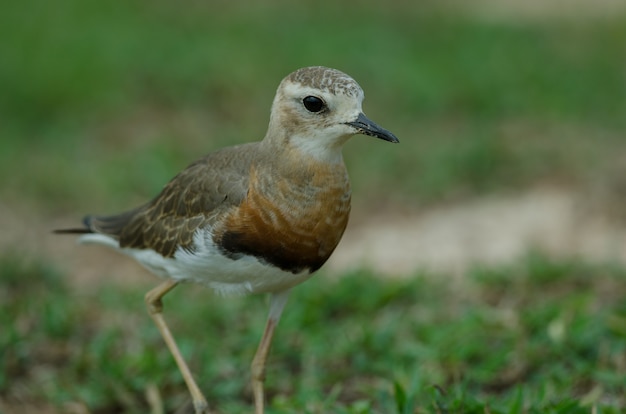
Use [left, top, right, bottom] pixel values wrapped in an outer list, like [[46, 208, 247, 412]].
[[286, 81, 364, 134], [265, 67, 398, 163], [268, 80, 366, 162]]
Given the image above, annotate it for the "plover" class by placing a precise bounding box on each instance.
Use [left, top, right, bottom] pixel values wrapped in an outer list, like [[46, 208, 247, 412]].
[[56, 66, 398, 414]]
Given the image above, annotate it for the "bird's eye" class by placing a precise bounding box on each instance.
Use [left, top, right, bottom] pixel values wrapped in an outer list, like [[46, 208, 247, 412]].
[[302, 96, 325, 113]]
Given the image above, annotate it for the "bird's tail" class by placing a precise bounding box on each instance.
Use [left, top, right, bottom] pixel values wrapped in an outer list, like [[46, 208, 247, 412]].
[[53, 216, 93, 234], [53, 228, 92, 234]]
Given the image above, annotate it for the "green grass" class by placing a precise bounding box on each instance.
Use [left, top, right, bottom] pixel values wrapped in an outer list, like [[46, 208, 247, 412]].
[[1, 0, 625, 211], [3, 2, 626, 413], [2, 252, 625, 413]]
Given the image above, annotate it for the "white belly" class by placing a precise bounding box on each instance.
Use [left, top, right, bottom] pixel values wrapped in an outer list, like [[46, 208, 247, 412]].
[[79, 229, 313, 296]]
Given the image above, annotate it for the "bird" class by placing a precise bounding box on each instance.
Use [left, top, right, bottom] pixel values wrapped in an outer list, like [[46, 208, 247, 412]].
[[55, 66, 398, 414]]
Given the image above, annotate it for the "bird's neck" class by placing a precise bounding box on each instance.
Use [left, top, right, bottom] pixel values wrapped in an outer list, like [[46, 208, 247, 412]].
[[262, 120, 348, 166]]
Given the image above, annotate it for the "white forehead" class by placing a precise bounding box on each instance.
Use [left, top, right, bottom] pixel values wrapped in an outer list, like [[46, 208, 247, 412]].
[[280, 66, 365, 101]]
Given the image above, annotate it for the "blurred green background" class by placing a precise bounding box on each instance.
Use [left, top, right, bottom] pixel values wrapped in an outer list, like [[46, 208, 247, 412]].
[[3, 0, 625, 211], [2, 0, 626, 413]]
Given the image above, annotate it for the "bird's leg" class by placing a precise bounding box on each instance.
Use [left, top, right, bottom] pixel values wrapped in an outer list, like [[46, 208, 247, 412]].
[[145, 280, 210, 414], [251, 289, 291, 414]]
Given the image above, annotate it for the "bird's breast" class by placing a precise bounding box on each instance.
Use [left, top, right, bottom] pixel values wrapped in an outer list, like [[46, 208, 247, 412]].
[[214, 163, 351, 274]]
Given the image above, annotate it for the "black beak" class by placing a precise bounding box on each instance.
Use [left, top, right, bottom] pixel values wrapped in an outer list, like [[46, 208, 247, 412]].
[[346, 113, 399, 143]]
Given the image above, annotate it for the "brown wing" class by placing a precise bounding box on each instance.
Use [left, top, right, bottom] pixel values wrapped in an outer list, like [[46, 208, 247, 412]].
[[84, 143, 257, 257]]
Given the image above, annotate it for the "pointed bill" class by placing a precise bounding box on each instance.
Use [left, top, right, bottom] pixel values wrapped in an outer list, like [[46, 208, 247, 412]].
[[346, 113, 399, 143]]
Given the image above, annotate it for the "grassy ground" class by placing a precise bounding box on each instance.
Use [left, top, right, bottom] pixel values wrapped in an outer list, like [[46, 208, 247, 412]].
[[2, 253, 625, 413], [2, 0, 626, 413]]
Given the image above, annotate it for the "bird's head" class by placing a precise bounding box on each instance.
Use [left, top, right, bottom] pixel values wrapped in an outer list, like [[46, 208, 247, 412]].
[[265, 66, 398, 163]]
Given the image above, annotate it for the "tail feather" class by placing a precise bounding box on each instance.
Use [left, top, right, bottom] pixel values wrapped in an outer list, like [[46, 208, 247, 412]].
[[85, 208, 140, 237], [53, 215, 95, 235], [54, 209, 140, 237], [53, 228, 92, 234]]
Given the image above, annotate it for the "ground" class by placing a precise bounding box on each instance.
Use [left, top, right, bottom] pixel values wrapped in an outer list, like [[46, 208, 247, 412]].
[[2, 0, 626, 412]]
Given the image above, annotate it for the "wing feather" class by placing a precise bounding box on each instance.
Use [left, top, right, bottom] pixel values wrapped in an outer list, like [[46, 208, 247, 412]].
[[82, 143, 257, 257]]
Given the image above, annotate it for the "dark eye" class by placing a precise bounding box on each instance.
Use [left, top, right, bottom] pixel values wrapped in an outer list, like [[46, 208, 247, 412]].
[[302, 96, 325, 113]]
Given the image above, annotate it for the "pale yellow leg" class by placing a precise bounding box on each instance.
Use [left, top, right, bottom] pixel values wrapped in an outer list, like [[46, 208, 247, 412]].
[[145, 280, 210, 414], [251, 317, 277, 414], [250, 290, 291, 414]]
